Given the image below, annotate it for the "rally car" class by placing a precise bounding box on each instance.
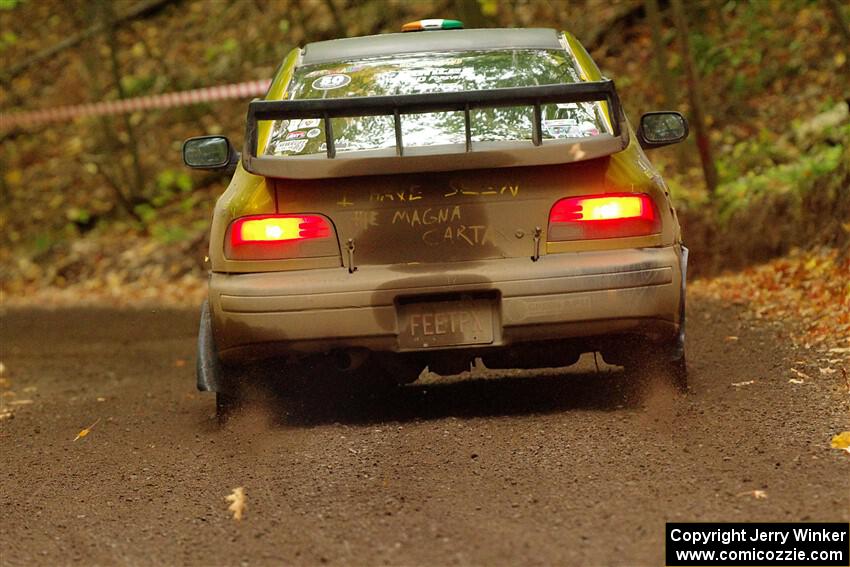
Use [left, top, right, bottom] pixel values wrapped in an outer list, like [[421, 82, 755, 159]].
[[183, 21, 690, 419]]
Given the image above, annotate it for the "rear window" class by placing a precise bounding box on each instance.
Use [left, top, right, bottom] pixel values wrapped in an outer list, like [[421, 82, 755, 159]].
[[265, 49, 611, 156]]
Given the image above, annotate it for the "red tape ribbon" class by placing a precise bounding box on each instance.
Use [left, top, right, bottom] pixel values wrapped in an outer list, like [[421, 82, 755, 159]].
[[0, 79, 272, 130]]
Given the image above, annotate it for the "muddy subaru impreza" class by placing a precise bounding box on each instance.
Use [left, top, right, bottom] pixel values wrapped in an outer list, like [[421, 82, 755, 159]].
[[183, 22, 690, 419]]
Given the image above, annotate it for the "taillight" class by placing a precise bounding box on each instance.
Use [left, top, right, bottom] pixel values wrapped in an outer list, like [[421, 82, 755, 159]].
[[226, 214, 333, 260], [231, 215, 330, 246], [548, 193, 660, 241]]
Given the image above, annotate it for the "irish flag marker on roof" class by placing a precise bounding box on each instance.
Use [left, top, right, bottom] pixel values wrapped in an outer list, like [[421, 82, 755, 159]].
[[401, 19, 464, 32]]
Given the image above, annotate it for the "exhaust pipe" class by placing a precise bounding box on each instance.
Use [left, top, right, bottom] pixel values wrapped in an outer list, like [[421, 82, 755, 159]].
[[332, 348, 369, 372]]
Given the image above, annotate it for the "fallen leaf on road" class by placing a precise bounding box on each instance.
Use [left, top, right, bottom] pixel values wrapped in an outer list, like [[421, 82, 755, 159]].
[[225, 487, 246, 520], [73, 418, 101, 441], [174, 359, 187, 368], [830, 432, 850, 454], [788, 378, 805, 384], [737, 489, 768, 499], [732, 380, 755, 387], [0, 407, 13, 421], [9, 399, 33, 405], [819, 367, 836, 375], [829, 347, 850, 354], [725, 336, 739, 341], [790, 368, 811, 380]]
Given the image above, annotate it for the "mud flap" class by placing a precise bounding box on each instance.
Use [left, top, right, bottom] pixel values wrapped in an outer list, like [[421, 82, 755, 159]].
[[196, 299, 223, 392], [673, 245, 688, 360]]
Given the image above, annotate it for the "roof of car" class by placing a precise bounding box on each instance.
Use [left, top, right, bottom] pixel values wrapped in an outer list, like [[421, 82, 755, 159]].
[[300, 28, 563, 66]]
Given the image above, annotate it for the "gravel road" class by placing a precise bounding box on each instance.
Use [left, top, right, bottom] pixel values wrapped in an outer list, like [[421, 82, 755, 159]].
[[1, 298, 847, 566]]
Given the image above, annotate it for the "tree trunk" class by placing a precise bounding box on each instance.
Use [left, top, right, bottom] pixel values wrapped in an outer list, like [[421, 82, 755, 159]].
[[826, 0, 850, 44], [645, 0, 676, 109], [670, 0, 718, 194], [454, 0, 491, 29], [323, 0, 348, 38], [99, 0, 146, 206], [646, 0, 688, 166]]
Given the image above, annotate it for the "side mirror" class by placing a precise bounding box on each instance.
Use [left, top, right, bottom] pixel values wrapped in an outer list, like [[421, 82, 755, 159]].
[[637, 111, 689, 149], [182, 135, 239, 172]]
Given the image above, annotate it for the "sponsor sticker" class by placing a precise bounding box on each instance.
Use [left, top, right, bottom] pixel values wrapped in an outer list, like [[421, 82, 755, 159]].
[[287, 119, 301, 130], [286, 130, 307, 140], [276, 139, 308, 154], [543, 118, 578, 127], [306, 128, 321, 139], [300, 118, 320, 128], [544, 119, 599, 138], [318, 140, 351, 152], [312, 73, 351, 90]]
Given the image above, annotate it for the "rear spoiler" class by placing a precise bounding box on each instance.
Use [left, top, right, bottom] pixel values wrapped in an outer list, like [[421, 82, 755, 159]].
[[242, 80, 629, 179]]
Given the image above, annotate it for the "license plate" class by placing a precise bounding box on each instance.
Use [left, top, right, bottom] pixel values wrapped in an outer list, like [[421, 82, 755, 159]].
[[398, 297, 495, 349]]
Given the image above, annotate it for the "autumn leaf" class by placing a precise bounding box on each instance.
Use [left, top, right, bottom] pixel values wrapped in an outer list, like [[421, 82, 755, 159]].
[[225, 487, 247, 520], [830, 432, 850, 454], [790, 368, 811, 380], [737, 489, 768, 499], [73, 418, 101, 441], [732, 380, 755, 387]]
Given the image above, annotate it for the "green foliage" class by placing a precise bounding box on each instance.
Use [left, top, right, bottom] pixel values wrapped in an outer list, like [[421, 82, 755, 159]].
[[204, 37, 239, 63], [32, 233, 53, 256], [66, 207, 91, 224], [477, 0, 499, 17], [179, 195, 200, 212], [717, 144, 843, 223], [147, 168, 193, 208], [0, 30, 17, 51], [156, 169, 192, 193], [133, 203, 157, 224], [151, 224, 188, 244], [670, 123, 850, 224], [119, 74, 156, 97], [0, 0, 21, 10]]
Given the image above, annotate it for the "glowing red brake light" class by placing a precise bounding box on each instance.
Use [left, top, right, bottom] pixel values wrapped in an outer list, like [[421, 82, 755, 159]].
[[231, 215, 331, 247], [548, 193, 660, 241]]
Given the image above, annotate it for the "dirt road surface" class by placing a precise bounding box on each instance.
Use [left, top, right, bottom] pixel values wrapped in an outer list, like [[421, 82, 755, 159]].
[[1, 298, 848, 566]]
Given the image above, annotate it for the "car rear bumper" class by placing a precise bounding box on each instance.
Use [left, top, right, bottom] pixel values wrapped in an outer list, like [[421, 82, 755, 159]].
[[210, 245, 684, 361]]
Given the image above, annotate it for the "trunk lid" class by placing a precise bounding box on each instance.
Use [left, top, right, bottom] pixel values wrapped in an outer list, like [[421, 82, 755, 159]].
[[274, 160, 608, 266]]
